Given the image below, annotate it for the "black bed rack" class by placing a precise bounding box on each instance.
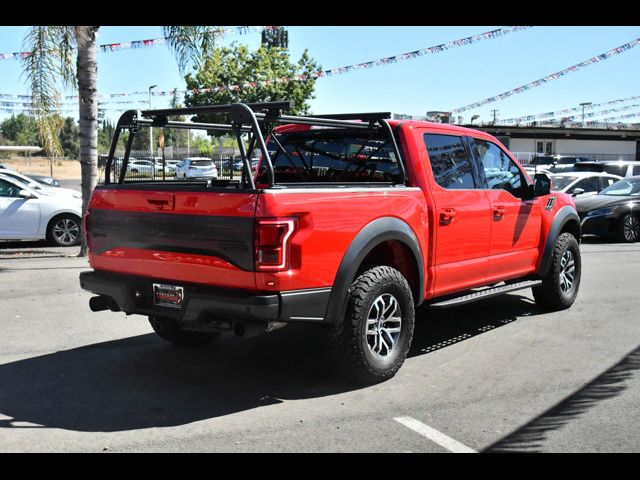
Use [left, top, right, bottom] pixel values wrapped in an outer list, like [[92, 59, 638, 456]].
[[105, 100, 406, 188]]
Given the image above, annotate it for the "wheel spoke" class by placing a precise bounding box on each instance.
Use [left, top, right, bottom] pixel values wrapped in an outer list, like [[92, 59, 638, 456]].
[[365, 293, 402, 358]]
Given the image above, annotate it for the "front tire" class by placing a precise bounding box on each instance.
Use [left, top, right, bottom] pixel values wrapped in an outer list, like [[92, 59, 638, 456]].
[[533, 233, 581, 310], [324, 266, 415, 384], [47, 214, 81, 247], [617, 214, 640, 243], [149, 316, 220, 347]]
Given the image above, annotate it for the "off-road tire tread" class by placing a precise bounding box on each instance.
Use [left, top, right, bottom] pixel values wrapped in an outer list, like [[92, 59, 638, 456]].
[[532, 232, 580, 310], [324, 266, 415, 384]]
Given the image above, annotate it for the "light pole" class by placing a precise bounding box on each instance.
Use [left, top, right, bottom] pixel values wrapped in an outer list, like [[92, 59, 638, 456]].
[[148, 85, 157, 154], [579, 102, 592, 127]]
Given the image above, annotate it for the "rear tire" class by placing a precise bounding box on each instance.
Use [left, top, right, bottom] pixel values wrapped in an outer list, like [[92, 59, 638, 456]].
[[149, 316, 220, 347], [533, 233, 581, 310], [324, 266, 415, 384], [47, 214, 81, 247], [617, 214, 640, 243]]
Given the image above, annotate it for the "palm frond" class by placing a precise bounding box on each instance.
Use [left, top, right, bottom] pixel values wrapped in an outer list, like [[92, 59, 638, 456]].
[[163, 26, 223, 75], [21, 26, 77, 155]]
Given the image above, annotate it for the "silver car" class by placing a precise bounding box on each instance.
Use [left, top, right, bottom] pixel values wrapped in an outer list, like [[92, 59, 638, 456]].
[[175, 158, 218, 180]]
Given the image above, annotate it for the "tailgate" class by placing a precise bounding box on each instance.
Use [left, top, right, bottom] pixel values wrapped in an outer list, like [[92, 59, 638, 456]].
[[87, 187, 259, 290]]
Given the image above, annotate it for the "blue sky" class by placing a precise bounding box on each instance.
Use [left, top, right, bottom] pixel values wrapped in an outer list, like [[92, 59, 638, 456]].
[[0, 26, 639, 125]]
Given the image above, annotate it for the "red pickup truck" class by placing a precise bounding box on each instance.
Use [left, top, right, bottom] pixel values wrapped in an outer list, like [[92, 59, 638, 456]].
[[80, 102, 582, 383]]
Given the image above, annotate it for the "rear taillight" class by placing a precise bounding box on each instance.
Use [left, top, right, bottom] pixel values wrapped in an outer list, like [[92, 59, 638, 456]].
[[255, 218, 296, 271]]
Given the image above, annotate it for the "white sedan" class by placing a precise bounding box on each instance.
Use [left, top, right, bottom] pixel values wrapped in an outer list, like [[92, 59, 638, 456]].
[[0, 174, 83, 246], [550, 172, 622, 197]]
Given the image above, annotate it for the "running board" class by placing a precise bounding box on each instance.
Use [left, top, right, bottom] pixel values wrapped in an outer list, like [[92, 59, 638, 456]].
[[429, 280, 543, 308]]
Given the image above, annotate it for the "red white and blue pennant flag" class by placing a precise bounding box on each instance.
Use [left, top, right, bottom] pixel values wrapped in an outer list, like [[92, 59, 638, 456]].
[[499, 95, 640, 124], [321, 27, 531, 77], [0, 26, 273, 61], [451, 38, 640, 113], [529, 103, 640, 125]]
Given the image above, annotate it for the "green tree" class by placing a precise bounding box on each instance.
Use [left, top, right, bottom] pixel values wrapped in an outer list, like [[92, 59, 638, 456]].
[[0, 113, 40, 146], [59, 116, 80, 158], [22, 26, 224, 256], [183, 42, 321, 132], [162, 89, 189, 148], [191, 136, 214, 156]]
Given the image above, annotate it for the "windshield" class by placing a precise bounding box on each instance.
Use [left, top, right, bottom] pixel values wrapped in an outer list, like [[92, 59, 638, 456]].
[[550, 175, 578, 191], [600, 178, 640, 196], [1, 171, 41, 189]]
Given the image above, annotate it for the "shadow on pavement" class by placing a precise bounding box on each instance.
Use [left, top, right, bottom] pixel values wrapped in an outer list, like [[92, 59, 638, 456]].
[[0, 292, 549, 433], [410, 294, 546, 358], [484, 344, 640, 452], [0, 323, 357, 432]]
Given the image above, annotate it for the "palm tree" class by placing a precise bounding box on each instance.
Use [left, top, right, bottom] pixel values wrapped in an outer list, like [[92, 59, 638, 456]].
[[22, 26, 220, 256], [470, 114, 480, 125]]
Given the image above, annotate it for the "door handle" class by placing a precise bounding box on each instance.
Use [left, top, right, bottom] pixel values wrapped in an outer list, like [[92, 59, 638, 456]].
[[144, 194, 175, 211], [493, 205, 506, 218], [439, 208, 456, 225]]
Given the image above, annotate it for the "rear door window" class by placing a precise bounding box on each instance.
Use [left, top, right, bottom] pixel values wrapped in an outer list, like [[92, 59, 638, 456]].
[[423, 134, 475, 189]]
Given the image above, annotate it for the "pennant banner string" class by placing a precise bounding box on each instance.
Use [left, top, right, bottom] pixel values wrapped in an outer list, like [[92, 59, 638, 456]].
[[499, 95, 640, 124], [0, 26, 531, 102], [0, 26, 276, 61], [451, 37, 640, 114]]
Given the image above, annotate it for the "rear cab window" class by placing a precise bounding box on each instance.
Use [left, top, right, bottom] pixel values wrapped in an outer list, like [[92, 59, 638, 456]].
[[257, 128, 402, 184]]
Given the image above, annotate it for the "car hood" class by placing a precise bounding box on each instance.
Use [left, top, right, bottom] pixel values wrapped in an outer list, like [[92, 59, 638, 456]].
[[574, 194, 638, 213]]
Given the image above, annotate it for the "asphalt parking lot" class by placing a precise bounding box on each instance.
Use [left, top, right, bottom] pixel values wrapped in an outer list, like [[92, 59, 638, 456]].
[[1, 237, 639, 452]]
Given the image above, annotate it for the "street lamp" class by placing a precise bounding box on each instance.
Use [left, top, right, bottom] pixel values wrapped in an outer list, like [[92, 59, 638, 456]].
[[148, 85, 158, 154], [579, 102, 592, 127]]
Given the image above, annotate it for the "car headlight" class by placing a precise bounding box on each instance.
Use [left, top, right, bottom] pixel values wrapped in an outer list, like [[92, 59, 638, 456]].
[[586, 206, 617, 217]]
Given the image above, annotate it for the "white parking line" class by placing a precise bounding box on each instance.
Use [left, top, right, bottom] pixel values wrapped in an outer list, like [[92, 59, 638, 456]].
[[394, 416, 477, 453]]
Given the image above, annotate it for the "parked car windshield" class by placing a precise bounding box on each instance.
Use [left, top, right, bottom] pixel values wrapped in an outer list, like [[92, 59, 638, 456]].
[[600, 178, 640, 196], [550, 175, 578, 190]]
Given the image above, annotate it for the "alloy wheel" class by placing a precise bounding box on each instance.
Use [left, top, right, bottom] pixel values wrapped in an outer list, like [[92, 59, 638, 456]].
[[366, 294, 402, 357], [559, 250, 576, 293], [52, 218, 80, 246], [623, 215, 640, 242]]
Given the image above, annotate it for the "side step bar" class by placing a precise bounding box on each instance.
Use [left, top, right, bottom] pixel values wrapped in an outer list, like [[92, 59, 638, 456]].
[[429, 280, 543, 308]]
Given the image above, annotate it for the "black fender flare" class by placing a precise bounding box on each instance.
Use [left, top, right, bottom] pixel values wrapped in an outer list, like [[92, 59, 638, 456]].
[[324, 217, 425, 323], [536, 205, 581, 277]]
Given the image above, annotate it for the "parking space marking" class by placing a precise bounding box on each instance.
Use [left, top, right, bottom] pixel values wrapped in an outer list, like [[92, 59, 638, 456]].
[[394, 416, 477, 453]]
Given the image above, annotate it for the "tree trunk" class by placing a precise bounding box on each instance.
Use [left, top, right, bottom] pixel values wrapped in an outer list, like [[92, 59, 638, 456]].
[[77, 26, 99, 257]]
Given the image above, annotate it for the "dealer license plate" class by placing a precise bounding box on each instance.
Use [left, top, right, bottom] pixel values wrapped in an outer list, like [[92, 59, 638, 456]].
[[153, 283, 184, 308]]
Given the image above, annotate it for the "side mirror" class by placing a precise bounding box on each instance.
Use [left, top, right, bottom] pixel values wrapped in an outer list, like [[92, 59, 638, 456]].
[[18, 189, 35, 199], [533, 173, 551, 197], [572, 187, 585, 196]]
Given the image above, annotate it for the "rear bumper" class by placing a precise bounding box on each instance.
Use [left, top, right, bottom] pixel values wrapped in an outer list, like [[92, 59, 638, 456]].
[[79, 270, 331, 324]]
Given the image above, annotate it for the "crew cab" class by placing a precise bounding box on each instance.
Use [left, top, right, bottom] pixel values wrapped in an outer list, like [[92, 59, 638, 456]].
[[80, 102, 582, 383]]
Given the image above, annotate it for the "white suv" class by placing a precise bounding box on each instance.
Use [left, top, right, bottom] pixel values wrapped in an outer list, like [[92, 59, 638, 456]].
[[174, 158, 218, 180]]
